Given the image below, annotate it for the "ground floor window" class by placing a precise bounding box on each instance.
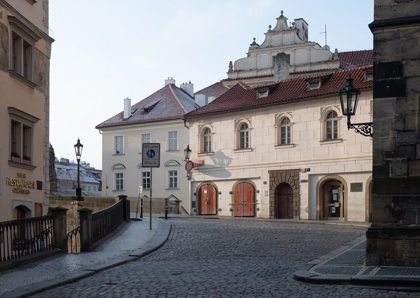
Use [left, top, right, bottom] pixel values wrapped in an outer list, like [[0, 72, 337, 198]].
[[115, 172, 124, 191], [168, 170, 178, 188], [142, 171, 151, 189]]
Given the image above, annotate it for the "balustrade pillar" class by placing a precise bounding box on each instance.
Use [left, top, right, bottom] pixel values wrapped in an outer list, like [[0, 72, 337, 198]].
[[78, 208, 93, 252], [51, 207, 68, 251]]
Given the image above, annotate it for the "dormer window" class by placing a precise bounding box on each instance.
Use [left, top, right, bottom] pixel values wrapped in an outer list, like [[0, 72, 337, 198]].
[[256, 88, 269, 99], [365, 69, 373, 81], [307, 79, 321, 90]]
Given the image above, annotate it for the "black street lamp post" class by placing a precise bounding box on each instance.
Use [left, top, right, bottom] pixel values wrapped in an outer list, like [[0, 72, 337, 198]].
[[339, 77, 373, 137], [74, 138, 84, 201]]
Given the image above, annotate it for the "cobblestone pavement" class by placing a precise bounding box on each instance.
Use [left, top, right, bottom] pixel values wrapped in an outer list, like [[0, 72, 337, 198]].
[[34, 218, 418, 297]]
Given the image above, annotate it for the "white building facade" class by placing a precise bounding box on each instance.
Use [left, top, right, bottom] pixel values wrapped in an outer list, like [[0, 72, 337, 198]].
[[96, 80, 199, 212]]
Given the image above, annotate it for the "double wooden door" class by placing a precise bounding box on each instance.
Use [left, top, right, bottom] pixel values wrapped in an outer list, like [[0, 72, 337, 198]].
[[197, 184, 217, 215], [232, 182, 255, 217]]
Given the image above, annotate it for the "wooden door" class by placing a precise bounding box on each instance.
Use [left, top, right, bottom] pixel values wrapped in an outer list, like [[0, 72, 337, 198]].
[[197, 184, 217, 215], [233, 182, 255, 217], [275, 183, 293, 219]]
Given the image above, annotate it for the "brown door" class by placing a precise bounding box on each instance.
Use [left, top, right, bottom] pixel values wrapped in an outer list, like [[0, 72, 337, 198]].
[[233, 182, 255, 217], [275, 183, 293, 219], [197, 184, 217, 215]]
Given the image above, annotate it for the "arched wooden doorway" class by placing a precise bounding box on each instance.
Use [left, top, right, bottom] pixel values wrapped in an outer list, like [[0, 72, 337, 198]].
[[197, 184, 217, 215], [15, 205, 31, 219], [275, 183, 293, 219], [320, 180, 345, 220], [232, 182, 255, 217]]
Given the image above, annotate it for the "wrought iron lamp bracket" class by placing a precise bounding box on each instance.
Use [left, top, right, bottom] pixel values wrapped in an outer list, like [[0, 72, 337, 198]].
[[348, 122, 373, 137]]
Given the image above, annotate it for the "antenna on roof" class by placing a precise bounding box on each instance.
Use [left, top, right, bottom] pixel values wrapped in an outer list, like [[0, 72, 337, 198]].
[[320, 24, 327, 46]]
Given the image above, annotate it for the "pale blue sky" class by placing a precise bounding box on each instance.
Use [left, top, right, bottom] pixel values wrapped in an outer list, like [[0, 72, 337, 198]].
[[49, 0, 373, 169]]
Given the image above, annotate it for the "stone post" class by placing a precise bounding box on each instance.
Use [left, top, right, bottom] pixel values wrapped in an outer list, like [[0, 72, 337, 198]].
[[118, 195, 130, 222], [51, 207, 68, 251], [78, 208, 93, 252], [367, 0, 420, 266]]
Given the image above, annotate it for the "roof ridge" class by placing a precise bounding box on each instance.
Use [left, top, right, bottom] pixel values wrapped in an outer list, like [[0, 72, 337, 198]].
[[168, 84, 188, 113]]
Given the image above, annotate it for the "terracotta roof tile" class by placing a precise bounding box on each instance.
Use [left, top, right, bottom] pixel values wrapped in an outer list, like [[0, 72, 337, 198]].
[[185, 66, 372, 119], [96, 84, 199, 129], [338, 50, 373, 69], [195, 81, 229, 99]]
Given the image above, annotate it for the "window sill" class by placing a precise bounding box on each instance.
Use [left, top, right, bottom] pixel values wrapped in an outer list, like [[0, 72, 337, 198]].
[[274, 144, 295, 149], [166, 188, 179, 190], [112, 189, 125, 192], [320, 138, 343, 145], [198, 152, 214, 157], [8, 160, 36, 171], [233, 148, 253, 153], [166, 150, 179, 152], [113, 153, 125, 156], [9, 70, 36, 88]]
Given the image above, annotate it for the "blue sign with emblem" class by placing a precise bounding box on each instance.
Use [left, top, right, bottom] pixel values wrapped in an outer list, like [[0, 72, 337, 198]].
[[142, 143, 160, 167]]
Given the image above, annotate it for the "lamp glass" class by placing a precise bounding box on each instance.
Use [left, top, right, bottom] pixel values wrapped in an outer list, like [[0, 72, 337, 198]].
[[184, 145, 191, 161], [74, 138, 83, 160]]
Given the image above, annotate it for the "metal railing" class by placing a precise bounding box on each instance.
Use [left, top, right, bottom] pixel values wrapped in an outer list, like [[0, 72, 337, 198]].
[[0, 215, 55, 263], [67, 226, 81, 254], [91, 199, 124, 246]]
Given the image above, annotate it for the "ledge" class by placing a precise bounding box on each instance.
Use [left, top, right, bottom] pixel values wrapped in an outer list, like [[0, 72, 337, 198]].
[[9, 70, 36, 88], [320, 139, 343, 145], [8, 160, 36, 171], [274, 144, 295, 149], [197, 152, 214, 157], [233, 148, 253, 153]]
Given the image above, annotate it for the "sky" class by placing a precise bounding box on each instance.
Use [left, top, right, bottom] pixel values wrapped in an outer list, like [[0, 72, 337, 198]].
[[49, 0, 373, 169]]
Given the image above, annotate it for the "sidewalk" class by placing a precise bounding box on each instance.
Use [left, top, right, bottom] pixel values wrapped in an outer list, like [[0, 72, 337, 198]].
[[0, 214, 172, 298], [294, 236, 420, 290]]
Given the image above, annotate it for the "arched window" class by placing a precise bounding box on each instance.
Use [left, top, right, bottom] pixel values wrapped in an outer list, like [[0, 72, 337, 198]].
[[201, 127, 212, 153], [280, 117, 291, 145], [326, 111, 338, 140], [239, 123, 249, 149]]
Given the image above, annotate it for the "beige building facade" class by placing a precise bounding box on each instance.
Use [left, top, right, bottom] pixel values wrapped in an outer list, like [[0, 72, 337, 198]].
[[0, 0, 53, 221], [186, 68, 373, 221]]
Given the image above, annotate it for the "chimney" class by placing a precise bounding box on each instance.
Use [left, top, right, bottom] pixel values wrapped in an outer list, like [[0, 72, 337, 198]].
[[180, 81, 194, 97], [165, 77, 176, 86], [123, 97, 131, 119]]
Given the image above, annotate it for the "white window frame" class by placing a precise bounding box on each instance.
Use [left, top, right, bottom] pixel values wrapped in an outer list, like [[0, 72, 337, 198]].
[[115, 172, 124, 191], [280, 117, 291, 145], [201, 127, 212, 153], [325, 111, 339, 140], [141, 170, 151, 189], [115, 135, 124, 154], [168, 170, 178, 189], [239, 123, 249, 149], [168, 131, 178, 151], [141, 133, 151, 147]]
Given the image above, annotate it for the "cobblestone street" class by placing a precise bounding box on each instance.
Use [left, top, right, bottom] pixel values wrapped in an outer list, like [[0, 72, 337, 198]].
[[34, 218, 418, 297]]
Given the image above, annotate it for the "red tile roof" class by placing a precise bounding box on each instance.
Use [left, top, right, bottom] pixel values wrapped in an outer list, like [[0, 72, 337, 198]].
[[195, 81, 229, 98], [96, 84, 199, 129], [185, 66, 372, 119], [338, 50, 373, 69]]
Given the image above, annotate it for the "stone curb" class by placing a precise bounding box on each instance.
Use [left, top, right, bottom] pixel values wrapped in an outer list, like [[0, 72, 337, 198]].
[[5, 219, 173, 298], [293, 236, 420, 291]]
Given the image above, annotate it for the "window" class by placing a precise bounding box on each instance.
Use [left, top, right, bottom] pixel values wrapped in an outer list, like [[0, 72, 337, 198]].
[[201, 127, 212, 153], [9, 108, 38, 165], [256, 88, 269, 99], [326, 111, 338, 140], [239, 123, 249, 149], [115, 173, 123, 191], [115, 136, 124, 154], [142, 171, 151, 189], [168, 131, 178, 151], [280, 118, 291, 145], [141, 133, 151, 144], [11, 32, 33, 81], [168, 170, 178, 188]]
